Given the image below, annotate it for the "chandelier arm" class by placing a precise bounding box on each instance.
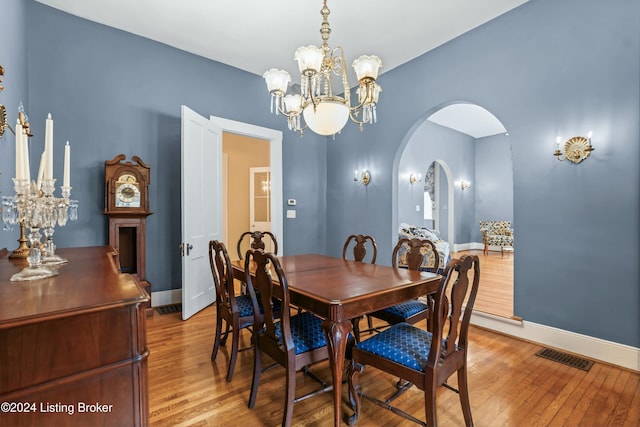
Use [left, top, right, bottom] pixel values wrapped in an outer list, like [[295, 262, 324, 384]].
[[347, 109, 370, 126], [345, 87, 374, 114], [347, 94, 368, 112], [272, 95, 304, 123]]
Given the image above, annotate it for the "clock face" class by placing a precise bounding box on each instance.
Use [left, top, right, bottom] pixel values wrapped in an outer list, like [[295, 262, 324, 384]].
[[115, 174, 141, 208]]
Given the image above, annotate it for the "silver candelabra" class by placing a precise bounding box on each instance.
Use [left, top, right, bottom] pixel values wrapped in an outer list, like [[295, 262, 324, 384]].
[[2, 178, 78, 281]]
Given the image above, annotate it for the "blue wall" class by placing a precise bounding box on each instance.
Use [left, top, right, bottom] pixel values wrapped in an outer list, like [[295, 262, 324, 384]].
[[327, 0, 639, 347], [4, 0, 639, 349], [0, 0, 29, 238], [475, 133, 514, 237], [397, 121, 477, 244], [18, 1, 327, 293]]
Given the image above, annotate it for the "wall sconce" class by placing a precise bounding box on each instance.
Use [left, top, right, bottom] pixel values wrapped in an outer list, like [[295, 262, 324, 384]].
[[554, 131, 594, 164], [409, 173, 422, 185], [354, 169, 371, 186], [460, 180, 471, 191]]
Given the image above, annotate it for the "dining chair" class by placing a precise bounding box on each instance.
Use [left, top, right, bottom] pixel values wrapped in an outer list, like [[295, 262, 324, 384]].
[[367, 237, 440, 329], [236, 231, 279, 296], [342, 234, 378, 339], [347, 255, 480, 426], [245, 249, 332, 427], [342, 234, 377, 264], [209, 240, 258, 382], [236, 230, 278, 260]]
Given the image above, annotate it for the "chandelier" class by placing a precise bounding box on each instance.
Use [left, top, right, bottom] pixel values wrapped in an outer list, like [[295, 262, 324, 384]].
[[263, 1, 382, 136]]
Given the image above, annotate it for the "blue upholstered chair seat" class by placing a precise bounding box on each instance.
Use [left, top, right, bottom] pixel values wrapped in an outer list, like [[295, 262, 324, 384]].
[[235, 294, 255, 318], [234, 295, 281, 328], [275, 311, 327, 354], [355, 322, 435, 372], [377, 300, 430, 320]]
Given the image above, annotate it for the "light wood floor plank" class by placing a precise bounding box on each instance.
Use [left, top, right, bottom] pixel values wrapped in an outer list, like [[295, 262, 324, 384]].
[[452, 249, 514, 318], [147, 305, 639, 426], [146, 249, 632, 426]]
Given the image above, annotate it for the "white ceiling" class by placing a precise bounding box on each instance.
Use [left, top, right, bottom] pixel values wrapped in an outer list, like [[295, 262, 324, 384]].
[[428, 103, 507, 138], [35, 0, 524, 137]]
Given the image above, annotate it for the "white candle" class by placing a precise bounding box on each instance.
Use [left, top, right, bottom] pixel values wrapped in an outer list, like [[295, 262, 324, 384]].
[[44, 113, 53, 180], [23, 129, 30, 182], [63, 141, 70, 187], [36, 152, 46, 190], [15, 120, 23, 180]]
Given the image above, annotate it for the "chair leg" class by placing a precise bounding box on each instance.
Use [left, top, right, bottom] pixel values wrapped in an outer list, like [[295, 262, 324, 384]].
[[458, 366, 474, 426], [351, 317, 361, 343], [248, 343, 262, 409], [282, 362, 296, 427], [226, 321, 240, 382], [424, 384, 437, 427], [211, 312, 223, 360]]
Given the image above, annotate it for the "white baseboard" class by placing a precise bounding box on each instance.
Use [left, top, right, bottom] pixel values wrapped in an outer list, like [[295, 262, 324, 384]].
[[452, 242, 484, 252], [452, 242, 511, 253], [471, 311, 640, 372], [151, 289, 182, 307]]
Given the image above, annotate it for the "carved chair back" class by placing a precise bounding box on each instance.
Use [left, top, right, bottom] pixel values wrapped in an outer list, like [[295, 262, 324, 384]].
[[237, 231, 278, 260], [392, 237, 440, 273], [342, 234, 377, 264]]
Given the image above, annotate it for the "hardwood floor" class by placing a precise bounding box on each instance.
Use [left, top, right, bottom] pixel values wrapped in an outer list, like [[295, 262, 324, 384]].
[[452, 249, 514, 319], [147, 305, 640, 426]]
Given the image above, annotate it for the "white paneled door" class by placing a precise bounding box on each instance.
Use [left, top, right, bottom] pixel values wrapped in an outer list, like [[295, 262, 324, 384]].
[[181, 106, 221, 320]]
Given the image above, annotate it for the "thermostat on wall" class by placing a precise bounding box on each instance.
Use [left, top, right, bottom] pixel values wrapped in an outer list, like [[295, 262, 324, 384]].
[[287, 199, 297, 206]]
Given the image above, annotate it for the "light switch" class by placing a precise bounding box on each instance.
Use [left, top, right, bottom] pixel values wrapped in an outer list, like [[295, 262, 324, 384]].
[[416, 205, 421, 212], [287, 209, 296, 219]]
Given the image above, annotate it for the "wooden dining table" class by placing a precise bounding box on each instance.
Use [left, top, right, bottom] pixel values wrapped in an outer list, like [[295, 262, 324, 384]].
[[232, 254, 440, 426]]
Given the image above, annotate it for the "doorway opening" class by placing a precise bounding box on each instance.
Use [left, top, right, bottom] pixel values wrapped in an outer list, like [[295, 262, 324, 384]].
[[392, 101, 513, 319], [222, 134, 275, 258], [211, 116, 283, 256]]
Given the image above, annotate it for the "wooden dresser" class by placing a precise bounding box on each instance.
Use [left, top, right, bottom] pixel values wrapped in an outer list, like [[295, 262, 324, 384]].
[[0, 246, 149, 426]]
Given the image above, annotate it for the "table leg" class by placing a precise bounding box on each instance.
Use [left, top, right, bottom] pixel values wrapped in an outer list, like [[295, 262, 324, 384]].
[[321, 319, 352, 426]]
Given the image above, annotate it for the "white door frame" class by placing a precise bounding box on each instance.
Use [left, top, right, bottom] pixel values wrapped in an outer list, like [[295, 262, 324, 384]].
[[210, 116, 284, 254], [433, 159, 455, 250]]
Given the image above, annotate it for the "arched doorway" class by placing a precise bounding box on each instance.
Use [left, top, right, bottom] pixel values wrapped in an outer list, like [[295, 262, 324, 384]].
[[392, 101, 513, 318]]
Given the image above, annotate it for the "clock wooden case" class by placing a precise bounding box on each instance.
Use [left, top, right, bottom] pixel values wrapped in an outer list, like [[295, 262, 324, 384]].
[[104, 154, 153, 315], [104, 154, 150, 214]]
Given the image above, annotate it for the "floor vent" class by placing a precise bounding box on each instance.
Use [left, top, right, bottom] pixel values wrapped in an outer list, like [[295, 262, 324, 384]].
[[156, 303, 182, 315], [535, 348, 594, 371]]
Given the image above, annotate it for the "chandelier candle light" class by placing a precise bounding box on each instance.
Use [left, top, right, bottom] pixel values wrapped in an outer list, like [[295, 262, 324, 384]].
[[2, 112, 78, 281], [263, 0, 382, 136]]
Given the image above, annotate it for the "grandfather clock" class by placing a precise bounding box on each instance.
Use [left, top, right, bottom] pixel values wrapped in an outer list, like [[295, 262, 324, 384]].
[[104, 154, 153, 316]]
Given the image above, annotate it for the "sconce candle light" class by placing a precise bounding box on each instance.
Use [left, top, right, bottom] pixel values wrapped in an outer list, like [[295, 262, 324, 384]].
[[554, 131, 594, 164], [354, 169, 371, 186], [409, 173, 422, 185], [460, 180, 471, 191]]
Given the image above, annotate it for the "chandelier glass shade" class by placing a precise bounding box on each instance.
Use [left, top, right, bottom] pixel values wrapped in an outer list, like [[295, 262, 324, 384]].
[[263, 1, 382, 136]]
